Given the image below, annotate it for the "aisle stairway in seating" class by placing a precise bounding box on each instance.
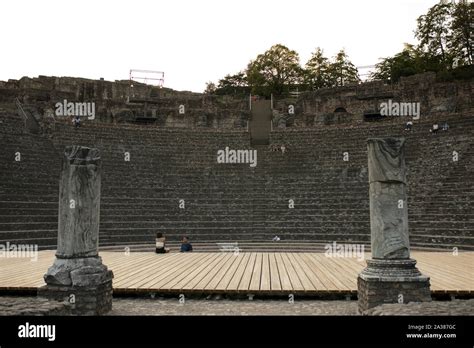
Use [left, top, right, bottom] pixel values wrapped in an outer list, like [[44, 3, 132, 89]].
[[250, 99, 271, 145]]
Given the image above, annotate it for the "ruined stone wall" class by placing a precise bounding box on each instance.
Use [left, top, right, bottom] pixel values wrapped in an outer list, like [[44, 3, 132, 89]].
[[273, 72, 473, 128], [0, 76, 250, 129], [0, 73, 472, 131]]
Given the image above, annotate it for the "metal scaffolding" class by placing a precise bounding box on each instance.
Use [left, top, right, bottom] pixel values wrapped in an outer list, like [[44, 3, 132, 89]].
[[129, 69, 165, 87]]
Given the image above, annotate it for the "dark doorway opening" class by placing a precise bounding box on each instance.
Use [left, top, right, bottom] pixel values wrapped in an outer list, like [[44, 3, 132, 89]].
[[363, 111, 385, 122]]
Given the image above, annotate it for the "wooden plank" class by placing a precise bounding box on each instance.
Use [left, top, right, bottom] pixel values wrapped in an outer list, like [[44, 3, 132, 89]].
[[303, 254, 338, 290], [215, 253, 246, 291], [285, 253, 315, 291], [171, 253, 222, 290], [104, 255, 160, 285], [334, 257, 367, 289], [112, 253, 177, 279], [0, 259, 54, 285], [321, 256, 354, 290], [0, 250, 56, 265], [330, 257, 358, 288], [157, 253, 217, 290], [280, 253, 304, 291], [415, 254, 473, 289], [5, 276, 44, 288], [0, 257, 42, 266], [191, 253, 233, 290], [417, 253, 474, 276], [306, 253, 350, 291], [0, 252, 55, 268], [112, 253, 175, 284], [114, 253, 181, 288], [269, 253, 282, 291], [204, 254, 240, 291], [182, 253, 228, 290], [103, 252, 157, 269], [100, 251, 133, 265], [137, 253, 205, 289], [260, 253, 271, 291], [237, 253, 257, 291], [0, 258, 52, 277], [297, 253, 328, 291], [248, 253, 263, 291], [0, 251, 472, 295], [418, 262, 465, 286], [227, 252, 251, 291], [416, 263, 470, 291], [417, 255, 474, 276], [0, 269, 46, 288], [274, 253, 293, 291], [317, 255, 357, 290], [328, 253, 366, 275]]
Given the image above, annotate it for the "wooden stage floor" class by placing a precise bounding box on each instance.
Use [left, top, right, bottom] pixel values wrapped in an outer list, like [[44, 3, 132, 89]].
[[0, 251, 472, 296]]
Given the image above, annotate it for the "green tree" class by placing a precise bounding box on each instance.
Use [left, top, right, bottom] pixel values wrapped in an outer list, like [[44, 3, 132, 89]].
[[215, 71, 248, 95], [372, 1, 473, 82], [370, 44, 426, 82], [327, 49, 360, 87], [246, 44, 303, 97], [451, 1, 474, 66], [304, 47, 331, 90], [204, 81, 216, 94], [415, 2, 455, 69]]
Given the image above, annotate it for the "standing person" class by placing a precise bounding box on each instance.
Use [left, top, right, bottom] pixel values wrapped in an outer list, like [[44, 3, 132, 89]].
[[155, 233, 170, 254], [180, 236, 193, 252]]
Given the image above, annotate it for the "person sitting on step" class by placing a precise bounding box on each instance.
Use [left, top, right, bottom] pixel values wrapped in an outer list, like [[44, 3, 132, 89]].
[[155, 233, 170, 254], [72, 115, 81, 128], [180, 236, 193, 252]]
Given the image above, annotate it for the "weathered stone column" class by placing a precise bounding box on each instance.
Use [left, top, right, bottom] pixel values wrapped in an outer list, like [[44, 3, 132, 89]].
[[357, 138, 430, 312], [39, 146, 113, 315]]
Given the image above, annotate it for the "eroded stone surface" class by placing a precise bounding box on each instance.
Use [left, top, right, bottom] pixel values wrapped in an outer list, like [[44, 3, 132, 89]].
[[44, 257, 107, 286], [41, 146, 113, 315], [57, 146, 101, 259], [359, 138, 431, 312], [367, 138, 409, 260]]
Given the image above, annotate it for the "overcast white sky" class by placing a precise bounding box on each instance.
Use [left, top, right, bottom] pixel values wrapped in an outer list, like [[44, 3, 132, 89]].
[[1, 0, 439, 92]]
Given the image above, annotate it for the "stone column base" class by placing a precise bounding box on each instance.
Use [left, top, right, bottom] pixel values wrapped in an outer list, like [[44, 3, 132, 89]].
[[39, 256, 114, 315], [38, 278, 113, 315], [357, 259, 431, 312]]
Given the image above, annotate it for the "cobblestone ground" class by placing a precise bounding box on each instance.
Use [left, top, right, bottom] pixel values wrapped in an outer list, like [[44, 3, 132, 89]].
[[364, 300, 474, 316], [0, 296, 66, 316], [0, 296, 472, 316], [109, 298, 359, 315]]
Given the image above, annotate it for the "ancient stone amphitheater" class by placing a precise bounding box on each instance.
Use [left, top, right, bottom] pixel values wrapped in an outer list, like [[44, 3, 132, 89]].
[[0, 73, 472, 252]]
